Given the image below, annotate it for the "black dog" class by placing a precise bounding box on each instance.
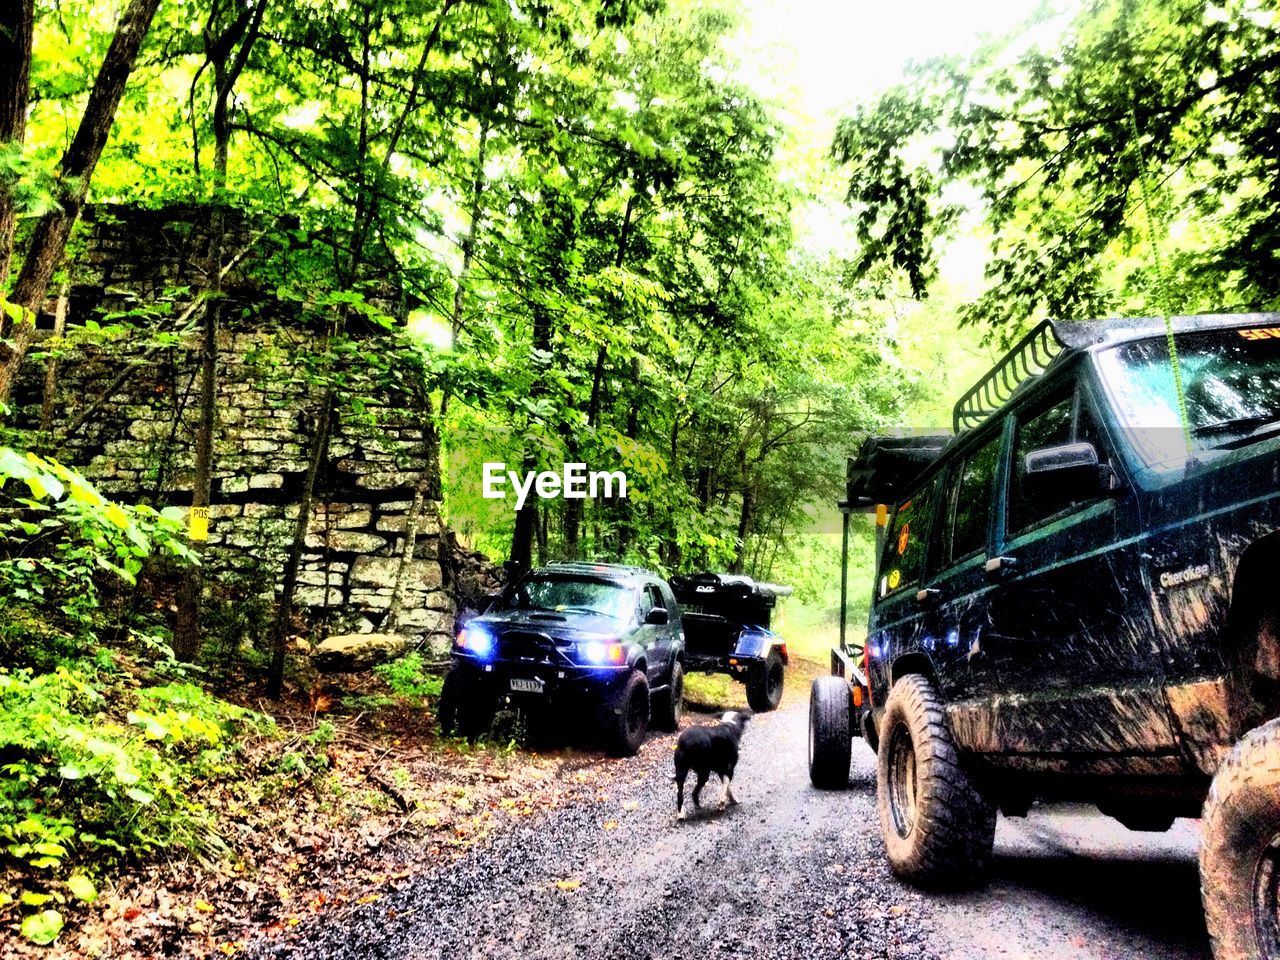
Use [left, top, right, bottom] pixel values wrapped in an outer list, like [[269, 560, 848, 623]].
[[673, 711, 749, 820]]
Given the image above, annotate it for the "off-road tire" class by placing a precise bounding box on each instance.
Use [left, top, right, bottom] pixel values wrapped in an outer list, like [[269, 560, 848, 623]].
[[747, 649, 785, 712], [653, 662, 684, 732], [876, 674, 995, 888], [602, 669, 650, 757], [809, 675, 852, 789], [1201, 717, 1280, 960], [438, 668, 495, 741]]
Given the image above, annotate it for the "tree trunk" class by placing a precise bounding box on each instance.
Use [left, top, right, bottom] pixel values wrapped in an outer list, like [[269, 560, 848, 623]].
[[731, 481, 755, 574], [564, 197, 636, 558], [174, 0, 266, 661], [0, 0, 162, 404], [267, 392, 333, 700], [38, 283, 68, 433], [0, 0, 34, 289]]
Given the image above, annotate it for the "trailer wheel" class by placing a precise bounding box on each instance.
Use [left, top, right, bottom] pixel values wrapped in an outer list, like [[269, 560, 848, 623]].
[[1201, 717, 1280, 960], [438, 668, 495, 741], [601, 670, 650, 757], [877, 674, 995, 888], [747, 649, 785, 712], [809, 676, 852, 789]]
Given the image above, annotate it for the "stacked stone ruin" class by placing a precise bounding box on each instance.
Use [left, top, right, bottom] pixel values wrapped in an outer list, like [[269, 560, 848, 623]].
[[10, 204, 455, 647]]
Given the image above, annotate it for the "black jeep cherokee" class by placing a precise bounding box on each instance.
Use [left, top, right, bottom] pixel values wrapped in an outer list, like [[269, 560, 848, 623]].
[[809, 313, 1280, 960], [439, 562, 685, 756]]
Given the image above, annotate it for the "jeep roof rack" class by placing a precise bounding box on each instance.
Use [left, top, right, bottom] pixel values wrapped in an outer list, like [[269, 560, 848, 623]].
[[539, 561, 652, 578], [952, 319, 1067, 433]]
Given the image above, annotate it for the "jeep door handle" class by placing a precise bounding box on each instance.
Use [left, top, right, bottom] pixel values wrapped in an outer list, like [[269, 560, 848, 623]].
[[916, 588, 941, 604], [984, 556, 1017, 574]]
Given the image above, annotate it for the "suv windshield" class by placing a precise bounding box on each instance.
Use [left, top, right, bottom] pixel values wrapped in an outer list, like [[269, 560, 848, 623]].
[[1095, 326, 1280, 467], [499, 575, 634, 620]]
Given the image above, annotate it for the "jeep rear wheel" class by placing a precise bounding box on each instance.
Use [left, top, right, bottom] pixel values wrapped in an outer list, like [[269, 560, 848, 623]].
[[876, 674, 995, 888], [808, 675, 852, 789], [602, 670, 650, 756], [654, 662, 684, 732], [1202, 717, 1280, 960], [747, 649, 785, 712]]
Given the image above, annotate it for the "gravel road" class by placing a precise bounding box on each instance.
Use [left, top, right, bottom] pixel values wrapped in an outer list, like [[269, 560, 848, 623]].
[[253, 696, 1213, 960]]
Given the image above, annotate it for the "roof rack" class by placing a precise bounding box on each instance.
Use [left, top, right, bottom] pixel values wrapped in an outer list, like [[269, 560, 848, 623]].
[[952, 320, 1066, 433]]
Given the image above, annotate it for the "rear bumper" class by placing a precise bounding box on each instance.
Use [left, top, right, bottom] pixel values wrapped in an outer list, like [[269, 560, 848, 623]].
[[685, 651, 764, 679]]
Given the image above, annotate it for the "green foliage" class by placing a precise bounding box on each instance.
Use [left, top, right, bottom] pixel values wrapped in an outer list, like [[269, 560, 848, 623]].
[[0, 448, 195, 654], [834, 0, 1280, 342], [374, 652, 444, 701], [0, 664, 264, 939]]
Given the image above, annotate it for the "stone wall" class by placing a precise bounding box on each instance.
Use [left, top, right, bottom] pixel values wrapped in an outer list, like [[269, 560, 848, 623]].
[[10, 205, 453, 645]]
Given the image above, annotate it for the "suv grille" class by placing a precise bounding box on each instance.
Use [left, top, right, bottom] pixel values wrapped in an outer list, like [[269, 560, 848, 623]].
[[498, 630, 556, 662]]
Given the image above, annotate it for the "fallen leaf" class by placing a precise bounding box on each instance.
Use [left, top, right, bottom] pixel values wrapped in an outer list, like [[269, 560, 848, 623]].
[[621, 801, 639, 811], [602, 821, 619, 830], [195, 899, 216, 913], [357, 894, 381, 905], [555, 879, 581, 891]]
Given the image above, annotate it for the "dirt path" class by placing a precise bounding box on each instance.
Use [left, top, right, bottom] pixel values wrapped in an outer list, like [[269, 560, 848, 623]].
[[250, 694, 1213, 960]]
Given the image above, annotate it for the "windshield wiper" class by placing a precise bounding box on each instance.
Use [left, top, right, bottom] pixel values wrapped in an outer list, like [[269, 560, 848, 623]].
[[1192, 415, 1280, 438], [1213, 421, 1280, 451]]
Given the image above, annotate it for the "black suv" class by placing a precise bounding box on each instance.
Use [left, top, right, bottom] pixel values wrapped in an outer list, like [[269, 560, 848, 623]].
[[809, 314, 1280, 960], [440, 562, 685, 756]]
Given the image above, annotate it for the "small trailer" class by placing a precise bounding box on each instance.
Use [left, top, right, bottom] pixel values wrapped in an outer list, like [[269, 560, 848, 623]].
[[669, 572, 792, 712]]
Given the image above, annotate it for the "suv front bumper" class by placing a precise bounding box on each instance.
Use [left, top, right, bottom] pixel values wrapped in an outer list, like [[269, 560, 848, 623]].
[[451, 652, 633, 701]]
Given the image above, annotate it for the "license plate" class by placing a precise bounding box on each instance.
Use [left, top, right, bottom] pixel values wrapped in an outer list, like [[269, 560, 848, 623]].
[[509, 677, 544, 694]]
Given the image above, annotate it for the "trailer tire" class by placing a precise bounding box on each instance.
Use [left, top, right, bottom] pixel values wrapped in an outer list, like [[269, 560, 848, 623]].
[[877, 674, 995, 888], [747, 649, 785, 712], [1201, 716, 1280, 960], [809, 676, 852, 789]]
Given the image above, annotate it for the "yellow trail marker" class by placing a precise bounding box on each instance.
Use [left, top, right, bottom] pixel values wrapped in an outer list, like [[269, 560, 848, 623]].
[[189, 506, 210, 542]]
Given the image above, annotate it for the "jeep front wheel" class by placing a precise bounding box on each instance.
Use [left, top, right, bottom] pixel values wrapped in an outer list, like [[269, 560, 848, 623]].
[[602, 669, 650, 756], [653, 662, 684, 732], [876, 674, 995, 887], [808, 675, 852, 789], [747, 649, 785, 712], [1201, 717, 1280, 960], [438, 668, 495, 741]]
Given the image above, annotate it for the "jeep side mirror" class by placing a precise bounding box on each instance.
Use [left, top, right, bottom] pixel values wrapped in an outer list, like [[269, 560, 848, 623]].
[[1023, 441, 1109, 500], [645, 607, 670, 626]]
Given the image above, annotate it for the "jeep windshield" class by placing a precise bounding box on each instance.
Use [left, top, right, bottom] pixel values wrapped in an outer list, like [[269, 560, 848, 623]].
[[1095, 325, 1280, 469], [497, 575, 634, 621]]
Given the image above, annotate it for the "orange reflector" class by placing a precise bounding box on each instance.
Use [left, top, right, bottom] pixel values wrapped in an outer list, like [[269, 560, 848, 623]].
[[852, 686, 864, 708], [875, 503, 889, 526]]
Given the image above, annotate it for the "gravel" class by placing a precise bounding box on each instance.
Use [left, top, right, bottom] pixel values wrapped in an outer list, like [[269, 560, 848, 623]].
[[250, 696, 1212, 960]]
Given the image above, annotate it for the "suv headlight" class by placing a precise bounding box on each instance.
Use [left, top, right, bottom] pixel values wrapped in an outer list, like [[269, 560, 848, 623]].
[[580, 640, 624, 664], [457, 623, 494, 658]]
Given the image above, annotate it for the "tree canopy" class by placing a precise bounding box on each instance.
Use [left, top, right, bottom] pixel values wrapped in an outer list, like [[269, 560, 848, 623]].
[[833, 0, 1280, 342]]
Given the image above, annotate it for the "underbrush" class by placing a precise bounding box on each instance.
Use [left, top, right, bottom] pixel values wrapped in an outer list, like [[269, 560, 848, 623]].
[[0, 656, 272, 944]]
